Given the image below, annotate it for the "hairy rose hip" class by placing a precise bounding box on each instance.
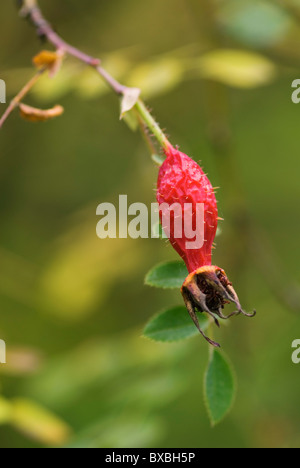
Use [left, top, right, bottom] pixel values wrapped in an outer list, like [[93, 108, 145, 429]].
[[157, 143, 255, 347]]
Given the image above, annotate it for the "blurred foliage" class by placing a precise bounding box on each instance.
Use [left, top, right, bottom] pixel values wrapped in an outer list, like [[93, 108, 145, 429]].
[[217, 0, 292, 48], [0, 0, 300, 448]]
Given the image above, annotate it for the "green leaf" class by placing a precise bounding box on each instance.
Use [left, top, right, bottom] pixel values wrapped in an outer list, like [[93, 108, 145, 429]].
[[204, 350, 235, 426], [198, 49, 276, 89], [143, 306, 209, 342], [145, 261, 188, 289], [127, 58, 183, 99]]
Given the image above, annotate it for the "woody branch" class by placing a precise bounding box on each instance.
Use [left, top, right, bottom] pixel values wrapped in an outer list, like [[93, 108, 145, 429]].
[[6, 0, 170, 149]]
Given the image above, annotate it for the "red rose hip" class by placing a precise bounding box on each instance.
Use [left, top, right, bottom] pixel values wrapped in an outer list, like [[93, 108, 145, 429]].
[[157, 143, 255, 347]]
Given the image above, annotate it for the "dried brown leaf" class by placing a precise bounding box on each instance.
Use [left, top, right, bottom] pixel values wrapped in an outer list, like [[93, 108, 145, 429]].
[[33, 50, 64, 78], [19, 103, 64, 122]]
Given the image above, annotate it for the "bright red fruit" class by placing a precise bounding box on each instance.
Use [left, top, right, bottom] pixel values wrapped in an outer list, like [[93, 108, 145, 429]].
[[157, 143, 255, 347], [157, 144, 218, 273]]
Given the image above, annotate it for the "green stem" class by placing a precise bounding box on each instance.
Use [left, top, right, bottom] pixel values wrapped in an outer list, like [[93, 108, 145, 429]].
[[135, 99, 170, 150]]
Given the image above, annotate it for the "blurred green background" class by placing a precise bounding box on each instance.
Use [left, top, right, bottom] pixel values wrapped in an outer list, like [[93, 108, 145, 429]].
[[0, 0, 300, 448]]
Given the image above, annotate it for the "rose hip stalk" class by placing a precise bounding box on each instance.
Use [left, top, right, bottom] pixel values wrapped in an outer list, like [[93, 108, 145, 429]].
[[157, 143, 255, 347]]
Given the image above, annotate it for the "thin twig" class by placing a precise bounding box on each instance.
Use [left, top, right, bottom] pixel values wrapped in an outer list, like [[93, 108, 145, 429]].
[[22, 1, 126, 95], [21, 0, 101, 67], [0, 67, 46, 128], [19, 0, 170, 149]]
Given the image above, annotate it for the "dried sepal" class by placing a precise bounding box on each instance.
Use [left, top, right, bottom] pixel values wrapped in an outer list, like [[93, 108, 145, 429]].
[[19, 103, 64, 122], [120, 87, 141, 119], [181, 266, 256, 347]]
